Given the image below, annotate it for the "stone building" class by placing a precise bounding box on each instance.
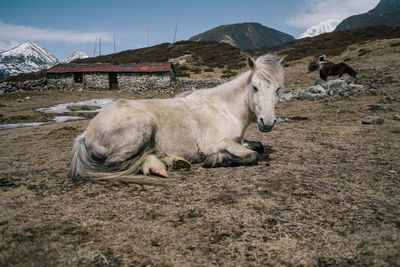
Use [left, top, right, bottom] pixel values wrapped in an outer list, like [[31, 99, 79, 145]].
[[46, 62, 175, 90]]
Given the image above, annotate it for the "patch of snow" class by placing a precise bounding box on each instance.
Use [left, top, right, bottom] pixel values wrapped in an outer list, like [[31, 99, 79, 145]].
[[299, 19, 340, 39], [52, 116, 85, 123], [36, 98, 114, 114], [0, 116, 86, 130], [0, 122, 47, 130], [0, 98, 115, 131], [220, 35, 238, 47]]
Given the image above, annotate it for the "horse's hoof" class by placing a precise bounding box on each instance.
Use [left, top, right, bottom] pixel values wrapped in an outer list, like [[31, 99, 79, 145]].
[[149, 167, 169, 178], [173, 157, 191, 171]]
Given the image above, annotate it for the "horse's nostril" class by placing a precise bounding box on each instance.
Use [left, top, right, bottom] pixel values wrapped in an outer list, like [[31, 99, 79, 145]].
[[259, 118, 264, 125], [273, 119, 277, 125]]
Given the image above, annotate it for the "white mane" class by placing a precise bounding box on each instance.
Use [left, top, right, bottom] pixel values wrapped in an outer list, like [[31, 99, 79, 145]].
[[253, 54, 284, 88]]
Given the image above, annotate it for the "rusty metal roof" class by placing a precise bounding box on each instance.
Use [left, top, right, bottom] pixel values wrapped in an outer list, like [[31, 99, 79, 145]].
[[47, 62, 174, 73]]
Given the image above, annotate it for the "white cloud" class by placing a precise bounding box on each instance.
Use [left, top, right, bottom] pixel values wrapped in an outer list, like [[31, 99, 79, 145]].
[[286, 0, 380, 29], [0, 20, 113, 44]]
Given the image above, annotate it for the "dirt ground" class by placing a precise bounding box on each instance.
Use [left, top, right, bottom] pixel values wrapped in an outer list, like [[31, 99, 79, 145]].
[[1, 39, 400, 266]]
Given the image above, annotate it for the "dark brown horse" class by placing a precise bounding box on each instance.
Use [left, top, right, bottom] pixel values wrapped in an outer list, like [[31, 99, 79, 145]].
[[320, 62, 357, 81]]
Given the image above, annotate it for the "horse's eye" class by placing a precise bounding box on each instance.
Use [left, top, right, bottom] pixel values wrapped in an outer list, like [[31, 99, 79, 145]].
[[253, 86, 259, 92]]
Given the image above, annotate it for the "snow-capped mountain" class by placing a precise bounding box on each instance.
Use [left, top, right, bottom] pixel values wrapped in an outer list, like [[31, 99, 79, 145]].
[[299, 19, 341, 39], [62, 50, 88, 63], [0, 42, 59, 78]]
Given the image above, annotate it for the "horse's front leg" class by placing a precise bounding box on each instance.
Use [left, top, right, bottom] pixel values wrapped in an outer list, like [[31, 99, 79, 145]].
[[243, 140, 264, 153], [203, 139, 259, 168]]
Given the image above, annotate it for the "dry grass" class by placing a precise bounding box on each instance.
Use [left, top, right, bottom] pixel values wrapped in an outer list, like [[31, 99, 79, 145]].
[[0, 39, 400, 266]]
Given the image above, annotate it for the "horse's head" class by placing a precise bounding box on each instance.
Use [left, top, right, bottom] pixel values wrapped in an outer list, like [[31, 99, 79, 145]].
[[247, 54, 285, 132]]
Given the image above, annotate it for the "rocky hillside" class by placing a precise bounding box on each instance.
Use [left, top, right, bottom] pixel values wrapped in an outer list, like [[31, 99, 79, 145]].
[[275, 25, 400, 62], [335, 0, 400, 31], [189, 22, 294, 50]]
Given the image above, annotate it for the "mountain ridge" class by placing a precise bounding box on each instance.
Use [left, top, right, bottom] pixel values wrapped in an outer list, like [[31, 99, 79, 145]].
[[335, 0, 400, 31], [189, 22, 295, 50]]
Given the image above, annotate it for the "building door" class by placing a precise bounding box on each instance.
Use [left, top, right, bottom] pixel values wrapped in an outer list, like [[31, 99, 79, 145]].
[[74, 73, 83, 83], [109, 73, 118, 90]]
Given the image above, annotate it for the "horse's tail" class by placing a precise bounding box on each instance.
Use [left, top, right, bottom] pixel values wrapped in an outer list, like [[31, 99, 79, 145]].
[[68, 133, 173, 186], [347, 64, 357, 77]]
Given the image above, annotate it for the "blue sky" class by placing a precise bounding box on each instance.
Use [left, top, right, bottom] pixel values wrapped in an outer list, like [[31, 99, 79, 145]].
[[0, 0, 380, 60]]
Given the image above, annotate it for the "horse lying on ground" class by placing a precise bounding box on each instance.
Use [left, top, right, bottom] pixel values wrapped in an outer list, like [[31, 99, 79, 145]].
[[320, 62, 357, 81], [68, 54, 285, 185]]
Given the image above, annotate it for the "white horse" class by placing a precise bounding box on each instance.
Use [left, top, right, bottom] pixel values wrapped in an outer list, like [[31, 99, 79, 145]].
[[68, 54, 285, 185]]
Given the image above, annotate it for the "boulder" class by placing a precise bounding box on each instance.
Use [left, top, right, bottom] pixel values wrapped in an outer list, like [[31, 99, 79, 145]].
[[362, 116, 384, 125]]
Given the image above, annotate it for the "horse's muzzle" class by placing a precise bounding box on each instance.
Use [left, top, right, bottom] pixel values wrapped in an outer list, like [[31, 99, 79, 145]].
[[258, 118, 276, 132]]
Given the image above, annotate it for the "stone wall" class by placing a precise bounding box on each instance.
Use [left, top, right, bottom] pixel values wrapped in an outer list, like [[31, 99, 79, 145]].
[[47, 71, 175, 90], [118, 72, 174, 91], [47, 73, 74, 85], [0, 77, 224, 94], [83, 73, 109, 90]]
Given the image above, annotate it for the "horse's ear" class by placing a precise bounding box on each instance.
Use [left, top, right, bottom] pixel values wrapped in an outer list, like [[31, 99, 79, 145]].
[[279, 56, 286, 67], [247, 56, 256, 70]]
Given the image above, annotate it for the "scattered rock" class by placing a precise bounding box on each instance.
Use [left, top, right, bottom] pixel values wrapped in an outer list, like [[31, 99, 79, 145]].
[[297, 85, 327, 100], [279, 77, 366, 102], [275, 114, 288, 123], [151, 238, 161, 247], [187, 208, 203, 218], [378, 95, 396, 103], [363, 76, 395, 89], [290, 116, 309, 121], [362, 116, 384, 125], [279, 92, 296, 102], [362, 105, 394, 112], [25, 96, 31, 100], [393, 115, 400, 121], [333, 109, 355, 114], [391, 128, 400, 134], [367, 89, 378, 96], [146, 94, 154, 99]]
